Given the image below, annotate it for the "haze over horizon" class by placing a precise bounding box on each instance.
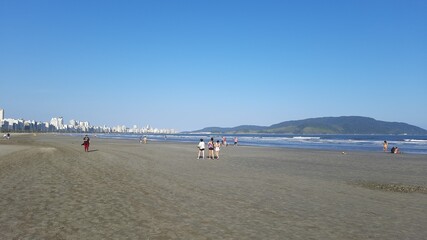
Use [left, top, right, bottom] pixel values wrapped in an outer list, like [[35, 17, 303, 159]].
[[1, 1, 426, 131]]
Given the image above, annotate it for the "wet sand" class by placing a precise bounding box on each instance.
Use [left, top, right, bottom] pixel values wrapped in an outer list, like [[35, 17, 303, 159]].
[[0, 134, 426, 239]]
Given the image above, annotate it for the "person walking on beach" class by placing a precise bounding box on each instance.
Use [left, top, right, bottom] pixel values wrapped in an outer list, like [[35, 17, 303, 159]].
[[383, 140, 388, 152], [197, 139, 205, 159], [214, 140, 221, 159], [222, 136, 227, 146], [234, 137, 238, 146], [83, 135, 90, 152]]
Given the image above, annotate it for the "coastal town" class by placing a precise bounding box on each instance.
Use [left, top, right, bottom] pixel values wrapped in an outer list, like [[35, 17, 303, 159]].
[[0, 108, 177, 134]]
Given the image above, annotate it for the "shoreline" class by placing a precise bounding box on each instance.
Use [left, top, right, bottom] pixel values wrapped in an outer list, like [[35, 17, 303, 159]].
[[3, 132, 427, 155], [72, 133, 427, 156], [95, 132, 427, 155], [1, 134, 426, 239]]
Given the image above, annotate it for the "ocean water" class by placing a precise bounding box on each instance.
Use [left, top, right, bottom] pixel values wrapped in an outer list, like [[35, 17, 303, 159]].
[[92, 133, 427, 155]]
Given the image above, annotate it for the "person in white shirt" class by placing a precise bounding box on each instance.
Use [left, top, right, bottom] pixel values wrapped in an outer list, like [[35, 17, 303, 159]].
[[197, 139, 205, 159]]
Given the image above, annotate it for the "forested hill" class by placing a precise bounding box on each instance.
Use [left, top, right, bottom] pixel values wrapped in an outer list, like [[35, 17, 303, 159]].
[[192, 116, 427, 135]]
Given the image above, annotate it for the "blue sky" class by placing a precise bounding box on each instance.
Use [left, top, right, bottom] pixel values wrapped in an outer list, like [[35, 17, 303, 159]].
[[1, 0, 426, 131]]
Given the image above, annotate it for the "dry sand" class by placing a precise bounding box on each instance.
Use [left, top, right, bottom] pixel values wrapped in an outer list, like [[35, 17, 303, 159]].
[[0, 134, 426, 239]]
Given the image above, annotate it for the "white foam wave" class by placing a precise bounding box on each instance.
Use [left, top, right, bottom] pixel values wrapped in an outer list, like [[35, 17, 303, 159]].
[[293, 136, 321, 140], [404, 139, 427, 143]]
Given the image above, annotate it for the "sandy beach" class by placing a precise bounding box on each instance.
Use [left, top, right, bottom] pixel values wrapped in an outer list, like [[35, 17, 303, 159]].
[[0, 134, 426, 239]]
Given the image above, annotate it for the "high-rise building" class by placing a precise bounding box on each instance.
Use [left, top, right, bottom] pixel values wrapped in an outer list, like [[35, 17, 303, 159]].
[[58, 117, 64, 129], [70, 119, 77, 127], [50, 117, 65, 130], [0, 108, 4, 121]]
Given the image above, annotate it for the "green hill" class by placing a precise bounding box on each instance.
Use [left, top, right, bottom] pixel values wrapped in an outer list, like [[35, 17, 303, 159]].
[[192, 116, 427, 134]]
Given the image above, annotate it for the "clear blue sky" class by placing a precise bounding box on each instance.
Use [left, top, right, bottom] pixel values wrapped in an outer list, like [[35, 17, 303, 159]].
[[1, 0, 426, 131]]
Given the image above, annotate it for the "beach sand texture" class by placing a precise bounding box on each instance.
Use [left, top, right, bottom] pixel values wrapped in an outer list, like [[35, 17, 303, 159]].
[[0, 134, 426, 239]]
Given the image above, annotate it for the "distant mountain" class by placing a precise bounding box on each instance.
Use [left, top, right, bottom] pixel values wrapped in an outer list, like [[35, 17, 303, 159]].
[[192, 116, 427, 135]]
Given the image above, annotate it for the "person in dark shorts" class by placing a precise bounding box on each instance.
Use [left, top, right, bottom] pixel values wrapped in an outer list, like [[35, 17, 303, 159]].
[[197, 139, 205, 159], [208, 137, 214, 159]]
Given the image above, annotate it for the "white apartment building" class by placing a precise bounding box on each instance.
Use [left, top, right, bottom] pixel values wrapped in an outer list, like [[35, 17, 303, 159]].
[[50, 117, 65, 130], [69, 119, 77, 127]]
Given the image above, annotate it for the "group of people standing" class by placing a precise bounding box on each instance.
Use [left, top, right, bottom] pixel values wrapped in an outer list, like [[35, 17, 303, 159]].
[[197, 136, 239, 159], [197, 138, 221, 159]]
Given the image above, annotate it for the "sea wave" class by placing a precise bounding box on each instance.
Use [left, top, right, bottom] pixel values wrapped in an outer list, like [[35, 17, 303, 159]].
[[292, 136, 321, 140], [404, 139, 427, 142]]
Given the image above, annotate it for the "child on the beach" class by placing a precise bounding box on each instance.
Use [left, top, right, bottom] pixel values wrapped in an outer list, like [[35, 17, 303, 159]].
[[214, 140, 221, 159]]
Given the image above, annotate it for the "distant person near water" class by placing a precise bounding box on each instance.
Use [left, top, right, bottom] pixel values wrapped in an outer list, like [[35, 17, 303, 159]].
[[197, 139, 205, 159], [234, 137, 238, 146], [3, 133, 10, 139], [383, 140, 388, 152], [82, 135, 90, 152], [390, 146, 400, 154], [222, 136, 227, 146], [143, 136, 147, 144]]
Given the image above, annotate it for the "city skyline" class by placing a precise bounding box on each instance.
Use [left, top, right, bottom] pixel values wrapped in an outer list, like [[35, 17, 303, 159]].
[[1, 1, 426, 131], [0, 108, 176, 134]]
